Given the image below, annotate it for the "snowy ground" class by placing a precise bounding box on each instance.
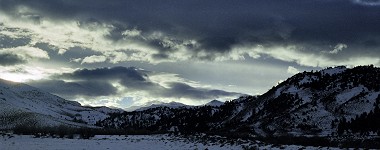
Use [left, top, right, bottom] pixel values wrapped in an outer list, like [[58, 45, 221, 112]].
[[1, 134, 346, 150]]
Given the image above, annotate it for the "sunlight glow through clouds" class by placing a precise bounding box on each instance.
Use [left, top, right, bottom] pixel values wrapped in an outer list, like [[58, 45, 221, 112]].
[[0, 66, 46, 82], [0, 65, 75, 82]]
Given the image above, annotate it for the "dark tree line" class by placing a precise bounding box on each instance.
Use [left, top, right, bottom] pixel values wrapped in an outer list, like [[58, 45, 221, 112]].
[[338, 95, 380, 135], [96, 96, 258, 135]]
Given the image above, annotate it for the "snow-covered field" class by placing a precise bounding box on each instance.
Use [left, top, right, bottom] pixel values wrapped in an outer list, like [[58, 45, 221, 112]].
[[1, 134, 242, 150], [0, 134, 346, 150]]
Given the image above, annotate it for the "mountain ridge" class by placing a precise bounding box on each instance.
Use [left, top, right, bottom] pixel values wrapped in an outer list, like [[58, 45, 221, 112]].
[[125, 100, 225, 111], [97, 65, 380, 138]]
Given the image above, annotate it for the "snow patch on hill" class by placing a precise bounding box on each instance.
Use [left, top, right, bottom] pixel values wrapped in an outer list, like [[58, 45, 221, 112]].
[[0, 79, 123, 129]]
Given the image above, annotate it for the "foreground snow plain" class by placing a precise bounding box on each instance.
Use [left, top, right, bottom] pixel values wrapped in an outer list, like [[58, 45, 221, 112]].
[[1, 134, 241, 150], [0, 134, 347, 150]]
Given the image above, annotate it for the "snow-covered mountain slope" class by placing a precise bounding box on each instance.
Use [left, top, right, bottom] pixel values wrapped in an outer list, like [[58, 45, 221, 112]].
[[0, 79, 123, 129], [98, 65, 380, 137], [229, 65, 380, 136]]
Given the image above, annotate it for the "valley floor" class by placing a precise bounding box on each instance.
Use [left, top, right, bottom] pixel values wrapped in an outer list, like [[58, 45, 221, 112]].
[[0, 134, 346, 150]]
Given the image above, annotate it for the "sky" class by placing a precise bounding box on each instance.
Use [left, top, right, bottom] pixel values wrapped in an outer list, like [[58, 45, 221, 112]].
[[0, 0, 380, 109]]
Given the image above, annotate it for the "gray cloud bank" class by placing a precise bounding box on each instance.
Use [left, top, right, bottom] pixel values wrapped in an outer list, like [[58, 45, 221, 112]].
[[0, 0, 379, 67], [28, 66, 241, 100], [0, 53, 25, 66]]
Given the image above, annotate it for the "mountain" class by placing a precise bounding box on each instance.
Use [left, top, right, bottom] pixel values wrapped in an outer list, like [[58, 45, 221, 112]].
[[0, 79, 124, 130], [232, 65, 380, 137], [125, 101, 190, 111], [204, 100, 224, 107], [134, 101, 189, 111], [97, 65, 380, 138], [126, 100, 223, 112]]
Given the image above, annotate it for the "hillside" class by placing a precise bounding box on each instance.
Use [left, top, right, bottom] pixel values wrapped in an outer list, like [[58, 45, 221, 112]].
[[238, 65, 380, 137], [0, 79, 123, 129], [97, 65, 380, 138]]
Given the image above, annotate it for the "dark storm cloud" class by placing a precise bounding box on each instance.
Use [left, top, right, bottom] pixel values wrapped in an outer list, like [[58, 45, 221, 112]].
[[0, 30, 30, 66], [0, 53, 26, 66], [59, 66, 156, 90], [28, 67, 152, 98], [59, 66, 148, 83], [30, 66, 240, 99], [29, 80, 118, 97], [2, 0, 380, 63], [0, 33, 31, 49]]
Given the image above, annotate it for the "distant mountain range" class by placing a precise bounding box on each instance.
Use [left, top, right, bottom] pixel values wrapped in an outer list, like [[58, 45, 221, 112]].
[[98, 65, 380, 138], [125, 101, 189, 112], [125, 100, 224, 111]]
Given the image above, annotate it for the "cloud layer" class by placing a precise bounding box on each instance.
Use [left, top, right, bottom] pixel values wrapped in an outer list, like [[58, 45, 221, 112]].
[[0, 0, 379, 67], [1, 0, 380, 108], [28, 66, 241, 107]]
